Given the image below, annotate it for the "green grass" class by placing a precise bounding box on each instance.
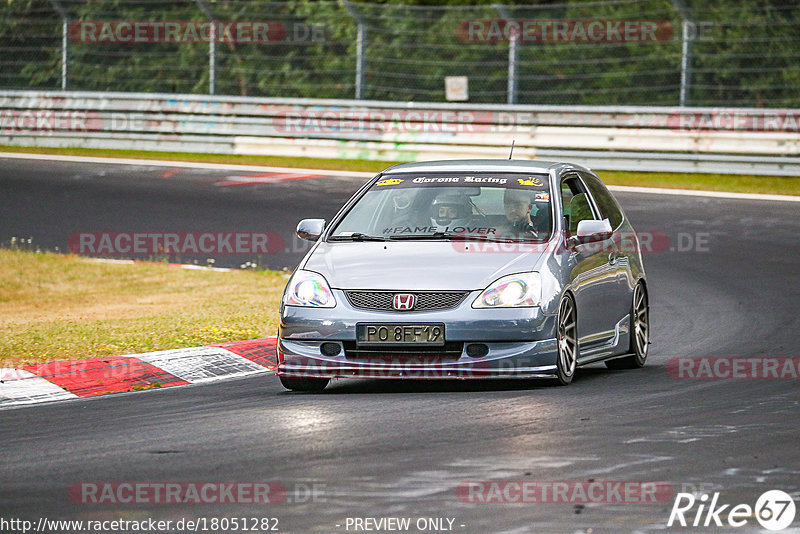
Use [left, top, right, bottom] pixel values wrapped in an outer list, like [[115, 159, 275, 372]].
[[1, 144, 797, 196], [598, 169, 800, 196], [0, 249, 287, 368]]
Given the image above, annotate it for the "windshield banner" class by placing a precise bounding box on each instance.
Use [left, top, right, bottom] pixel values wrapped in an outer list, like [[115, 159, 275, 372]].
[[372, 174, 549, 191]]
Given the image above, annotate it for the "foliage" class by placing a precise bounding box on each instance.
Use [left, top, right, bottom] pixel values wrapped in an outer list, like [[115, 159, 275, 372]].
[[0, 0, 798, 106]]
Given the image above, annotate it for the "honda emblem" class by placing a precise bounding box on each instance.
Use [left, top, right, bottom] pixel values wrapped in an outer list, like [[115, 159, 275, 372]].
[[393, 293, 417, 311]]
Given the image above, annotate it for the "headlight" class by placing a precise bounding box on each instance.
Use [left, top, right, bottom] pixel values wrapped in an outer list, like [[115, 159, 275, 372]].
[[472, 272, 541, 308], [284, 270, 336, 308]]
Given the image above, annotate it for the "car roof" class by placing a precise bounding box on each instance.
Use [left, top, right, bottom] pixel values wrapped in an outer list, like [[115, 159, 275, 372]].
[[380, 159, 593, 175]]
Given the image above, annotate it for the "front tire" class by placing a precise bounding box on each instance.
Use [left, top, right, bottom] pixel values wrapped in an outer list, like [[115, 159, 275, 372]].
[[555, 294, 579, 385], [606, 282, 649, 370], [279, 376, 329, 392]]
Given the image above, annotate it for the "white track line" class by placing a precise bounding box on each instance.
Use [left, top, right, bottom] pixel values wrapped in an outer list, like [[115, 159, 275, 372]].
[[89, 258, 233, 272], [607, 185, 800, 202], [0, 151, 374, 178], [2, 151, 798, 202]]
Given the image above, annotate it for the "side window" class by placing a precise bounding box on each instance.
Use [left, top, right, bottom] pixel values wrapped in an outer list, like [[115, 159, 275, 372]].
[[581, 173, 624, 229], [560, 180, 575, 218], [561, 176, 596, 234]]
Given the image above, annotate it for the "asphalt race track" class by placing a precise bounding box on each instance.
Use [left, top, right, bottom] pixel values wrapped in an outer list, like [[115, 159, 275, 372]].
[[0, 158, 369, 269], [1, 157, 799, 533]]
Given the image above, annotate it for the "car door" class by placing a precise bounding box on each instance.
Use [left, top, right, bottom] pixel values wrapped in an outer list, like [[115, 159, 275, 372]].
[[579, 171, 635, 332], [560, 174, 618, 352]]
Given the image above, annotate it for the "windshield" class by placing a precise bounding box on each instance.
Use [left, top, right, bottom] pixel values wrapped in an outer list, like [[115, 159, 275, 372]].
[[330, 173, 552, 242]]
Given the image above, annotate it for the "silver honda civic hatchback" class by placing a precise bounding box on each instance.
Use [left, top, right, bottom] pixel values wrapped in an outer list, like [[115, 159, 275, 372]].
[[277, 160, 649, 391]]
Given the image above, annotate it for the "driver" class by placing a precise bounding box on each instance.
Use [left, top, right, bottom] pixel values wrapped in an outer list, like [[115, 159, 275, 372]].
[[430, 191, 474, 229], [504, 189, 552, 236], [503, 189, 535, 231]]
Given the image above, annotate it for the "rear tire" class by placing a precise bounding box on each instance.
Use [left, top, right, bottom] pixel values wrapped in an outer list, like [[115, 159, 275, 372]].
[[605, 282, 649, 370], [279, 376, 329, 392]]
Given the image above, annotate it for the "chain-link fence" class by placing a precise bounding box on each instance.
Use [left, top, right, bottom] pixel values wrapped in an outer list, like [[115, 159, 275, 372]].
[[1, 0, 799, 107]]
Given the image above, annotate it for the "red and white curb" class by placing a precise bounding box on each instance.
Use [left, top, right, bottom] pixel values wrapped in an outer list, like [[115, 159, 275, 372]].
[[0, 337, 277, 409]]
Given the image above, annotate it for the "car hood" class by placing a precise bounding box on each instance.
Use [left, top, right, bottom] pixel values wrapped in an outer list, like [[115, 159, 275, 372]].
[[303, 241, 546, 291]]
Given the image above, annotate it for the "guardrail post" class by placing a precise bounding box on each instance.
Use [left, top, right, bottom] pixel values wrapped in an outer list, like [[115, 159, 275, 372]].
[[46, 0, 69, 90], [494, 4, 518, 105], [671, 0, 693, 106], [342, 1, 367, 99], [195, 0, 217, 95]]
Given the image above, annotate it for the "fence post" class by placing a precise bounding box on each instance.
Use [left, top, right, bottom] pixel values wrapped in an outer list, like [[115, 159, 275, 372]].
[[46, 0, 68, 90], [342, 1, 366, 99], [195, 0, 217, 95], [494, 4, 518, 105], [671, 0, 693, 106]]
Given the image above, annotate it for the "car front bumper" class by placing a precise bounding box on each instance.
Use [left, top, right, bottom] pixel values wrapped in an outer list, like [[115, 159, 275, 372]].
[[277, 290, 559, 380]]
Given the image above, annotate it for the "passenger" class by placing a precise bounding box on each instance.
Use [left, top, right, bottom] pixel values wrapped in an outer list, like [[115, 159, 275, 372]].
[[430, 191, 475, 229]]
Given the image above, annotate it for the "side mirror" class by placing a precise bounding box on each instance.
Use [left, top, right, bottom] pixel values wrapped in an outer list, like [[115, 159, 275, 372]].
[[571, 219, 613, 245], [567, 219, 613, 247], [296, 219, 326, 241]]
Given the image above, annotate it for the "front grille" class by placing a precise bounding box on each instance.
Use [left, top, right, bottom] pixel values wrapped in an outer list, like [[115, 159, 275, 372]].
[[345, 291, 468, 311], [343, 341, 464, 362]]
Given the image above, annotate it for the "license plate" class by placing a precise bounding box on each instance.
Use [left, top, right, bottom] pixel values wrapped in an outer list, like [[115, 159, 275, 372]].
[[356, 323, 445, 345]]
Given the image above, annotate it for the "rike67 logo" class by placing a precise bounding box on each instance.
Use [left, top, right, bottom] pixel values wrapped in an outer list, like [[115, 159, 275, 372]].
[[668, 490, 796, 530]]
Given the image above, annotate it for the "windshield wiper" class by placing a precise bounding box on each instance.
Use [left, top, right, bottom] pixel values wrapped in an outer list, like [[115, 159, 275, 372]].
[[389, 232, 543, 243], [388, 231, 454, 240], [388, 232, 510, 242], [328, 233, 387, 242], [331, 232, 543, 243]]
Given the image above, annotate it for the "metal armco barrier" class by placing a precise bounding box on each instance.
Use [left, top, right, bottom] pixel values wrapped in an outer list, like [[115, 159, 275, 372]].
[[1, 90, 799, 176]]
